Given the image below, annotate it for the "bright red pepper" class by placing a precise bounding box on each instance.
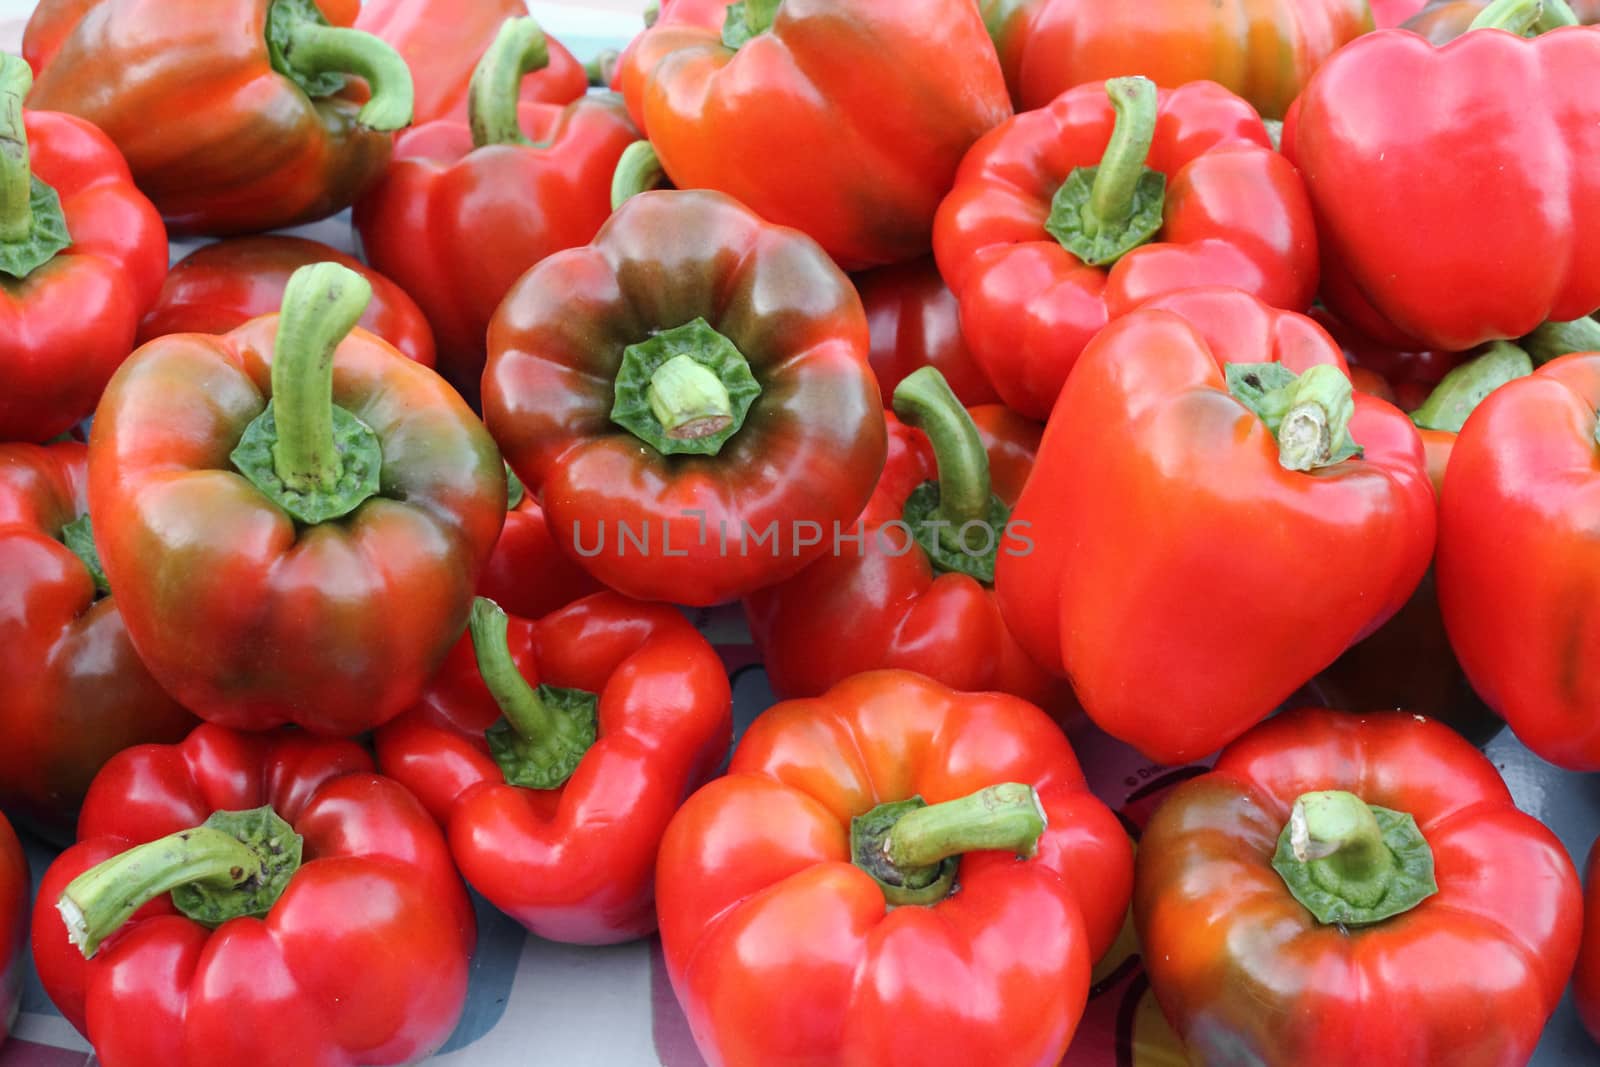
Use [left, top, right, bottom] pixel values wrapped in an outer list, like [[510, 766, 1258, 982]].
[[88, 263, 505, 736], [477, 467, 604, 621], [657, 670, 1133, 1067], [0, 442, 196, 843], [1578, 839, 1600, 1045], [1310, 306, 1463, 404], [618, 0, 1012, 269], [856, 257, 1000, 408], [32, 724, 475, 1067], [137, 235, 435, 368], [935, 76, 1318, 420], [1135, 707, 1581, 1065], [25, 0, 415, 235], [484, 189, 887, 606], [1283, 3, 1600, 351], [355, 0, 587, 124], [355, 18, 638, 406], [375, 594, 730, 944], [995, 288, 1436, 763], [980, 0, 1371, 119], [746, 369, 1065, 710], [0, 813, 25, 1049], [0, 57, 166, 444]]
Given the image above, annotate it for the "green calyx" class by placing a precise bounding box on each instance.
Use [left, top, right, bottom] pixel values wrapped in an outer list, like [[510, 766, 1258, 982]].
[[230, 262, 383, 526], [267, 0, 414, 130], [722, 0, 781, 49], [470, 597, 598, 791], [505, 462, 525, 510], [851, 783, 1046, 908], [892, 368, 1010, 584], [1411, 341, 1532, 433], [0, 55, 70, 279], [611, 141, 670, 210], [1521, 316, 1600, 365], [611, 318, 762, 457], [1046, 76, 1165, 267], [57, 806, 302, 959], [1469, 0, 1559, 33], [468, 17, 549, 149], [1228, 362, 1363, 471], [1272, 790, 1437, 926], [60, 514, 108, 598]]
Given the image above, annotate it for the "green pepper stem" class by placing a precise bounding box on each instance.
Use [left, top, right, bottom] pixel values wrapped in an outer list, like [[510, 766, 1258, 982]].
[[0, 55, 32, 243], [1537, 0, 1581, 29], [1278, 365, 1358, 472], [468, 17, 549, 149], [644, 0, 661, 28], [892, 367, 991, 528], [1470, 0, 1546, 33], [1286, 791, 1397, 909], [585, 49, 620, 87], [886, 784, 1046, 870], [57, 828, 263, 959], [60, 514, 109, 597], [269, 263, 374, 495], [281, 16, 414, 130], [1411, 342, 1532, 432], [742, 0, 781, 38], [611, 141, 668, 209], [1086, 77, 1159, 232], [504, 462, 525, 511], [1522, 317, 1600, 365], [646, 354, 736, 441], [470, 598, 583, 750]]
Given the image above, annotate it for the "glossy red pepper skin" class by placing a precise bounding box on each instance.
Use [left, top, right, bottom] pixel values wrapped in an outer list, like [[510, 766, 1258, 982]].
[[376, 593, 730, 944], [25, 0, 397, 235], [476, 492, 605, 622], [995, 289, 1436, 763], [618, 0, 1013, 269], [746, 407, 1066, 710], [0, 443, 195, 843], [32, 725, 476, 1067], [1135, 708, 1581, 1066], [354, 94, 637, 406], [855, 257, 1000, 408], [935, 80, 1318, 420], [87, 313, 506, 736], [1284, 26, 1600, 352], [137, 236, 435, 368], [981, 0, 1371, 119], [483, 190, 887, 606], [1437, 353, 1600, 770], [0, 108, 166, 444], [657, 670, 1133, 1067], [0, 814, 26, 1048], [355, 0, 587, 124], [1578, 839, 1600, 1045]]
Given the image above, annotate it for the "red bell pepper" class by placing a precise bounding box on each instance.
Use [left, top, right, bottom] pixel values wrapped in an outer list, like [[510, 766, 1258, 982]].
[[657, 670, 1132, 1067], [0, 56, 166, 444], [980, 0, 1372, 119], [1135, 707, 1581, 1065], [32, 724, 475, 1067], [375, 594, 731, 944], [935, 76, 1318, 420], [1311, 306, 1462, 410], [618, 0, 1012, 269], [995, 288, 1436, 763], [856, 257, 1000, 408], [0, 814, 25, 1049], [25, 0, 414, 235], [1402, 0, 1600, 40], [1579, 839, 1600, 1045], [483, 189, 887, 606], [477, 466, 605, 621], [746, 369, 1065, 710], [355, 17, 638, 406], [355, 0, 587, 124], [137, 235, 436, 368], [88, 263, 505, 736], [1284, 0, 1600, 351], [0, 442, 196, 843]]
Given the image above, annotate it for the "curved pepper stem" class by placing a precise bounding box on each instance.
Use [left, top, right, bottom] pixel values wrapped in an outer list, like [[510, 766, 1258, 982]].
[[269, 0, 414, 130], [1272, 791, 1437, 925], [722, 0, 781, 49], [57, 806, 302, 959], [1411, 342, 1532, 433], [1469, 0, 1547, 33], [611, 318, 762, 457], [585, 49, 620, 88], [1227, 362, 1362, 472], [852, 784, 1046, 907], [1046, 76, 1166, 267], [612, 141, 670, 209], [469, 17, 550, 149], [1522, 316, 1600, 365], [0, 54, 69, 279], [1537, 0, 1582, 28], [470, 597, 598, 791]]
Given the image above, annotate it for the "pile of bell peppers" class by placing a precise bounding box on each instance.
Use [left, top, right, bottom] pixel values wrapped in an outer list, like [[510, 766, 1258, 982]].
[[1, 0, 1599, 1064]]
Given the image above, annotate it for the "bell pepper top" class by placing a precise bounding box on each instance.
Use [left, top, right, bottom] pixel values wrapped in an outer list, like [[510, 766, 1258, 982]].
[[58, 805, 303, 959], [851, 783, 1047, 907], [611, 316, 763, 456], [58, 514, 108, 598], [1411, 341, 1532, 433], [469, 17, 551, 149], [470, 597, 599, 791], [0, 54, 70, 280], [892, 367, 1011, 583], [722, 0, 781, 50], [1271, 789, 1438, 926], [267, 0, 413, 130], [1046, 76, 1165, 267], [1227, 362, 1363, 471]]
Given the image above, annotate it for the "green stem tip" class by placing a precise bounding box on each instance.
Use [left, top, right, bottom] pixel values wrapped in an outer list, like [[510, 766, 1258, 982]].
[[1045, 76, 1166, 267], [1469, 0, 1547, 33], [611, 140, 669, 210], [1272, 790, 1437, 926], [269, 0, 414, 130], [585, 49, 620, 87], [0, 54, 70, 279], [469, 17, 549, 149], [1411, 341, 1531, 433], [610, 318, 762, 457], [1227, 362, 1362, 471]]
